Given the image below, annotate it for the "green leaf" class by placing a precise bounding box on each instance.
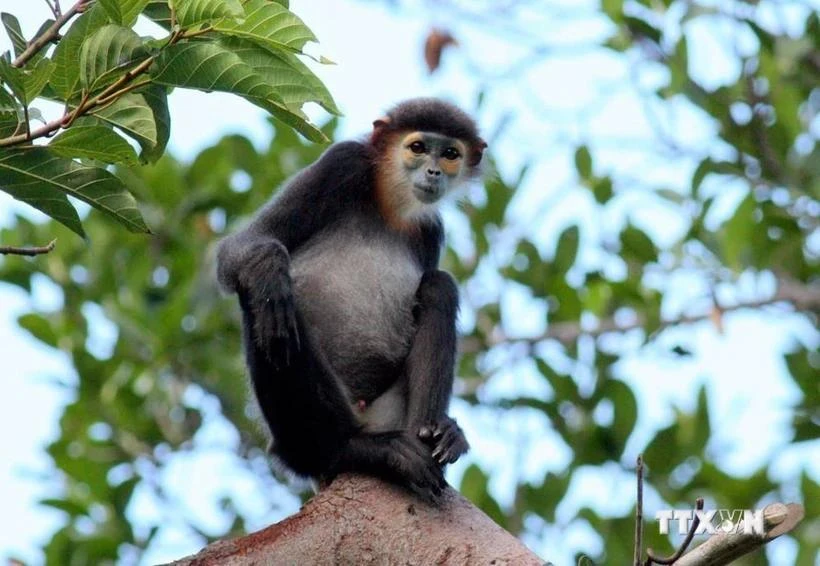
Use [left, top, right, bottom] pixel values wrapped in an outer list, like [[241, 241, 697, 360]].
[[0, 150, 84, 237], [143, 0, 172, 29], [668, 35, 689, 92], [720, 191, 756, 270], [0, 87, 15, 111], [691, 158, 741, 197], [98, 0, 123, 24], [601, 0, 624, 22], [0, 57, 54, 104], [51, 6, 109, 99], [171, 0, 244, 27], [642, 422, 680, 474], [214, 0, 318, 55], [150, 41, 326, 142], [536, 359, 579, 404], [604, 379, 638, 453], [17, 313, 59, 348], [574, 145, 592, 179], [139, 84, 170, 162], [0, 108, 19, 138], [591, 176, 613, 204], [0, 146, 149, 233], [1, 13, 27, 58], [460, 464, 507, 528], [224, 37, 339, 115], [40, 498, 89, 517], [692, 385, 711, 453], [553, 224, 580, 274], [92, 92, 158, 154], [620, 224, 657, 263], [49, 125, 139, 165], [79, 25, 147, 92], [624, 15, 661, 45], [97, 0, 151, 26]]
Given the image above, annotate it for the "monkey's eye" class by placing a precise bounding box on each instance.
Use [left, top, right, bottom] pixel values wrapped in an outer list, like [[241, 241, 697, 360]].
[[442, 147, 461, 160], [409, 141, 426, 154]]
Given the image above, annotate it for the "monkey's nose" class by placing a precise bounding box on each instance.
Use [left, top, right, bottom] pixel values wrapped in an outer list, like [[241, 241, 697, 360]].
[[426, 169, 442, 176]]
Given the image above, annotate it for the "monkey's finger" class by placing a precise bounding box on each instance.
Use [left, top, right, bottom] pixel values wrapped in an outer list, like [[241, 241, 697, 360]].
[[272, 298, 286, 337], [434, 429, 468, 464], [431, 418, 455, 438], [437, 444, 462, 465], [287, 308, 300, 352], [418, 424, 436, 440]]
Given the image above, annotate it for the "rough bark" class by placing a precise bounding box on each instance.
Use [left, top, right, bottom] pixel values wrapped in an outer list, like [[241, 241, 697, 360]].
[[166, 474, 545, 565]]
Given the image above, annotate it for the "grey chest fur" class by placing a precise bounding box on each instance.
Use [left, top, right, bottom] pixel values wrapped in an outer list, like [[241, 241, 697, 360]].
[[289, 218, 423, 396]]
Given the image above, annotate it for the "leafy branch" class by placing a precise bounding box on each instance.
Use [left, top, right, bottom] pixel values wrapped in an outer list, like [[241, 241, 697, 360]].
[[0, 0, 339, 238], [2, 32, 177, 148]]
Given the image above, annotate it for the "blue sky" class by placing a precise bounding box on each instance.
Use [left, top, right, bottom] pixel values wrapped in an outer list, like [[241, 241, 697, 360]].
[[0, 0, 818, 563]]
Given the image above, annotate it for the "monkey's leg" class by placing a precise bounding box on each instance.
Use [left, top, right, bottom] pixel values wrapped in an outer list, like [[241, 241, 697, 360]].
[[405, 270, 470, 465], [240, 295, 445, 500], [241, 295, 356, 475]]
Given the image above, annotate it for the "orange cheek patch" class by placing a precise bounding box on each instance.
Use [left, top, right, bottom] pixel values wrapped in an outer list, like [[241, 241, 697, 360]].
[[439, 157, 462, 176], [440, 139, 467, 176]]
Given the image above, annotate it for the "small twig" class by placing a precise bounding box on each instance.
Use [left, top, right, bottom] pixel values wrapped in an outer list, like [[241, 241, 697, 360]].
[[23, 105, 31, 140], [44, 0, 59, 19], [0, 239, 56, 256], [634, 455, 644, 566], [61, 90, 90, 129], [95, 78, 152, 105], [646, 498, 704, 565], [13, 0, 92, 68]]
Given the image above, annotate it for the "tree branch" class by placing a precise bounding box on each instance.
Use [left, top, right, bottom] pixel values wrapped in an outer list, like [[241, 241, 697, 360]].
[[165, 474, 545, 565], [12, 0, 93, 68], [0, 239, 56, 256], [462, 277, 820, 352], [675, 503, 804, 566]]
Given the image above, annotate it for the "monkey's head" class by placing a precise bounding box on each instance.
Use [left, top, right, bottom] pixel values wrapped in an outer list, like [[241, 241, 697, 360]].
[[371, 98, 487, 228]]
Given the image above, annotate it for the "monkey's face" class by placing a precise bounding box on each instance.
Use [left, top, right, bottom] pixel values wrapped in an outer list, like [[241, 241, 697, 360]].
[[398, 132, 467, 204]]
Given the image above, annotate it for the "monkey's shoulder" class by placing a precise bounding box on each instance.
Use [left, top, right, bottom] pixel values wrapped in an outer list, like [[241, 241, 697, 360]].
[[280, 140, 375, 204], [319, 140, 373, 160]]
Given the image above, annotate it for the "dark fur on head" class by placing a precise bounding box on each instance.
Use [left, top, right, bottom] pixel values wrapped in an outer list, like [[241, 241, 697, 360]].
[[371, 98, 487, 167]]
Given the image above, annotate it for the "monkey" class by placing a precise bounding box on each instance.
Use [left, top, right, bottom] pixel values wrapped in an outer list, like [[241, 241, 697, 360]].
[[216, 98, 486, 502]]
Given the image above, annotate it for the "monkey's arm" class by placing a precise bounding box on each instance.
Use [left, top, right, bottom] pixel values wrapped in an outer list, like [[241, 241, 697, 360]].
[[405, 269, 469, 465], [217, 142, 372, 361]]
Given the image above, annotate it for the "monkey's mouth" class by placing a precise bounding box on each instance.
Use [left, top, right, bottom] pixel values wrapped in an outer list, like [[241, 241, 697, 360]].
[[413, 183, 442, 203]]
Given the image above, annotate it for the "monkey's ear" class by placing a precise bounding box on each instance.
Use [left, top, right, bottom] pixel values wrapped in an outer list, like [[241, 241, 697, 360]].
[[371, 116, 391, 146], [470, 138, 488, 166], [372, 116, 390, 130]]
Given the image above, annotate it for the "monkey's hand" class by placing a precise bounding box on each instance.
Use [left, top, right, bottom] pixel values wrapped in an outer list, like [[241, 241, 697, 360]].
[[340, 432, 446, 503], [236, 240, 300, 365], [418, 416, 469, 465]]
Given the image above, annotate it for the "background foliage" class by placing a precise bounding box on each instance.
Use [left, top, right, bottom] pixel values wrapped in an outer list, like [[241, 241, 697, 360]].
[[1, 0, 818, 564]]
